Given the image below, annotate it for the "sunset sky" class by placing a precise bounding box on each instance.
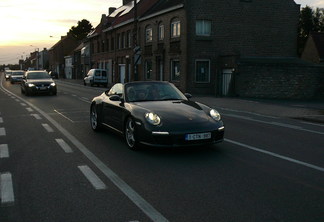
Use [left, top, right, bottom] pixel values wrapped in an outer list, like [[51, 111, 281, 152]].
[[0, 0, 323, 65]]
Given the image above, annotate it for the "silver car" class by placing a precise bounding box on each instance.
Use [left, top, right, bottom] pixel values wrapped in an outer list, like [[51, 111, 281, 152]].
[[5, 70, 12, 80], [10, 70, 25, 83]]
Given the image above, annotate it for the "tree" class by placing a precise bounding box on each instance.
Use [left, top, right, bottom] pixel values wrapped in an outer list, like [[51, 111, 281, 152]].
[[68, 19, 94, 40], [298, 6, 324, 55]]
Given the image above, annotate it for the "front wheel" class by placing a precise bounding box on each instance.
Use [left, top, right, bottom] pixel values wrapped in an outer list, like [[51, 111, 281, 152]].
[[90, 105, 101, 131], [125, 117, 139, 150]]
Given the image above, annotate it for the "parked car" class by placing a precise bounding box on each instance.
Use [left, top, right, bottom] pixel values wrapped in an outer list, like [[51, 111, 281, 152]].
[[21, 71, 57, 96], [5, 70, 12, 80], [10, 70, 25, 83], [84, 69, 108, 87], [90, 81, 225, 150], [49, 71, 58, 79]]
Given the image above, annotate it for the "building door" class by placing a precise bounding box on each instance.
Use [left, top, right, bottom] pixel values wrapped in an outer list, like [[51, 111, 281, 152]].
[[221, 69, 233, 96], [119, 64, 125, 83]]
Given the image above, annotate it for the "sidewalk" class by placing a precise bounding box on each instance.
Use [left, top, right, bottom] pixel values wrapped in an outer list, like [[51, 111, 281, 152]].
[[58, 78, 324, 124]]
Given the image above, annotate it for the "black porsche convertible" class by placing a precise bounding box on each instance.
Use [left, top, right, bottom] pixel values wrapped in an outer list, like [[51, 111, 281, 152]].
[[90, 81, 224, 150]]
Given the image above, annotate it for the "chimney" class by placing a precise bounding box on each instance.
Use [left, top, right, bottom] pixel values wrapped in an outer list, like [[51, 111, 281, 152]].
[[101, 14, 106, 24], [123, 0, 133, 5], [109, 7, 116, 15]]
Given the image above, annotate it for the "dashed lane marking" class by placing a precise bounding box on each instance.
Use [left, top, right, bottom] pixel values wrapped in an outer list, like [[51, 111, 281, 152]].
[[0, 144, 9, 158], [0, 127, 6, 136], [31, 114, 42, 120], [78, 165, 107, 190], [55, 138, 73, 153], [1, 172, 15, 206], [42, 123, 54, 133], [0, 117, 3, 123], [26, 107, 33, 112]]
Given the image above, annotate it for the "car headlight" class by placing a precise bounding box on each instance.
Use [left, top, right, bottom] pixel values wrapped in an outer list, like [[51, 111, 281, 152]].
[[210, 109, 221, 121], [50, 83, 56, 87], [145, 112, 161, 125], [28, 83, 35, 87]]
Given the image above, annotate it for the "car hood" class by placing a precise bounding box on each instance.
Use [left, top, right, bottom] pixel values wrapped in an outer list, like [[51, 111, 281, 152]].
[[26, 79, 54, 84], [132, 100, 211, 124]]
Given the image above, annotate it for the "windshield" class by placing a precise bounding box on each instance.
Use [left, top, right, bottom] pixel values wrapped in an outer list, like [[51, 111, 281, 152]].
[[12, 71, 24, 75], [124, 82, 187, 102], [27, 72, 51, 79]]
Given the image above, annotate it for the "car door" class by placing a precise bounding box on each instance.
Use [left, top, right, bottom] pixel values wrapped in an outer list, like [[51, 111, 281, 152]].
[[102, 84, 125, 132]]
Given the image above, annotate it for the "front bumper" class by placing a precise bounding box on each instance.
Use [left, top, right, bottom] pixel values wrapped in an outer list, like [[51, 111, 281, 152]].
[[27, 85, 57, 95], [10, 77, 23, 82], [136, 123, 225, 148]]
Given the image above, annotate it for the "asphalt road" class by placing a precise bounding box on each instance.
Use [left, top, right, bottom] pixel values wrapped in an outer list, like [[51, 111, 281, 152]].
[[0, 74, 323, 222]]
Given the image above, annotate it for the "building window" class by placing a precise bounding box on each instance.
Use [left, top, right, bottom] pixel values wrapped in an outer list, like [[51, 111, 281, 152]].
[[195, 60, 210, 83], [171, 19, 181, 38], [196, 20, 211, 36], [117, 34, 121, 49], [126, 31, 131, 48], [145, 60, 152, 79], [101, 40, 105, 52], [158, 24, 164, 40], [121, 32, 125, 49], [171, 60, 180, 81], [145, 26, 153, 42]]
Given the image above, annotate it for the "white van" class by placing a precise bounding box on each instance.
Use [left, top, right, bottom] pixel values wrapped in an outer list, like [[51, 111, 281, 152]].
[[84, 69, 108, 87]]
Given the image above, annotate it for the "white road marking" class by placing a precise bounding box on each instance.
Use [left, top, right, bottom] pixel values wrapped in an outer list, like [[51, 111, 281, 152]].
[[0, 144, 9, 158], [1, 172, 15, 206], [20, 103, 27, 106], [225, 114, 324, 135], [270, 121, 302, 129], [79, 98, 91, 104], [0, 80, 169, 222], [55, 139, 73, 153], [0, 117, 3, 123], [15, 99, 20, 102], [78, 165, 107, 190], [0, 127, 6, 136], [225, 139, 324, 172], [42, 123, 54, 132], [219, 107, 279, 119], [26, 107, 33, 112], [31, 114, 42, 120], [301, 121, 324, 128], [54, 109, 74, 123]]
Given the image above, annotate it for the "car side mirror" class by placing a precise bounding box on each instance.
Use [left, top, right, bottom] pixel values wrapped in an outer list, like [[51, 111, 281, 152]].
[[184, 93, 192, 99]]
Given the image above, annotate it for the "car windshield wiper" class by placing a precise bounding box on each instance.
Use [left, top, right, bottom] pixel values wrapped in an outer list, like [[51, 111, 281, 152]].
[[161, 98, 181, 101]]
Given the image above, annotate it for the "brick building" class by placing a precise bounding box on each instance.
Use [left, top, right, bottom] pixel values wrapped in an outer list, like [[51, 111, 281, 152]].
[[88, 0, 305, 96], [48, 34, 80, 78]]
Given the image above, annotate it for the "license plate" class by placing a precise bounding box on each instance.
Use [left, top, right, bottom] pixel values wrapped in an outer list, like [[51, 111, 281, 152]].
[[39, 86, 47, 90], [185, 132, 211, 141]]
